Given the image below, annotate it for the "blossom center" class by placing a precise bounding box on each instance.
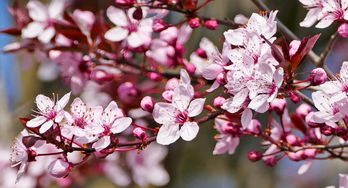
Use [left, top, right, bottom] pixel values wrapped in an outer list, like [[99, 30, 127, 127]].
[[176, 111, 189, 124]]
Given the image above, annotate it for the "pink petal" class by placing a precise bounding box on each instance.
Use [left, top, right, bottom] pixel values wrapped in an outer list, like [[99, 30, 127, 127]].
[[21, 22, 45, 38], [172, 84, 193, 112], [103, 101, 119, 124], [156, 124, 180, 145], [110, 117, 132, 134], [187, 98, 206, 117], [106, 6, 128, 27], [27, 0, 48, 22], [180, 122, 199, 141], [38, 27, 55, 43], [104, 27, 129, 42], [70, 98, 87, 118], [56, 92, 71, 111], [177, 24, 192, 44], [315, 14, 335, 28], [202, 64, 223, 80], [152, 103, 177, 124], [297, 160, 313, 175], [300, 8, 320, 27], [224, 28, 245, 46], [127, 32, 148, 48], [92, 136, 111, 151], [248, 94, 269, 113], [39, 120, 54, 134], [27, 116, 47, 128], [48, 0, 65, 18], [180, 69, 191, 84], [36, 94, 54, 112], [241, 109, 252, 129], [339, 173, 348, 188]]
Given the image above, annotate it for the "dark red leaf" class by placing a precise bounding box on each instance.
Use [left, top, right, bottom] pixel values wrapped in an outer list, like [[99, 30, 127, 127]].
[[290, 113, 307, 134], [0, 28, 21, 36]]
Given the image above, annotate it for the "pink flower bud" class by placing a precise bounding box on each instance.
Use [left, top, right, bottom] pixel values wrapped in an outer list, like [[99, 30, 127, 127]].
[[296, 104, 312, 119], [195, 48, 208, 59], [132, 7, 143, 20], [289, 40, 301, 58], [57, 177, 72, 187], [221, 122, 238, 134], [133, 127, 146, 140], [270, 98, 287, 114], [140, 96, 155, 112], [247, 119, 261, 134], [153, 19, 169, 32], [162, 90, 173, 102], [303, 149, 316, 159], [90, 69, 114, 84], [115, 0, 134, 6], [285, 134, 299, 146], [216, 72, 226, 85], [290, 91, 301, 104], [320, 125, 334, 136], [213, 96, 226, 107], [185, 63, 196, 74], [188, 17, 201, 28], [147, 72, 162, 81], [248, 150, 262, 162], [165, 78, 179, 90], [48, 159, 71, 178], [264, 157, 278, 167], [310, 68, 327, 86], [287, 150, 304, 161], [338, 23, 348, 38], [204, 19, 219, 30], [335, 127, 347, 136], [117, 82, 140, 104]]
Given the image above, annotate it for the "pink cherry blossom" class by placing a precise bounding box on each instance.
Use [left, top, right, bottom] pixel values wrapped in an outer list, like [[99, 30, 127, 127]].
[[26, 92, 70, 134], [21, 0, 66, 43], [47, 159, 71, 178], [213, 115, 240, 155], [105, 6, 153, 48], [153, 70, 205, 145]]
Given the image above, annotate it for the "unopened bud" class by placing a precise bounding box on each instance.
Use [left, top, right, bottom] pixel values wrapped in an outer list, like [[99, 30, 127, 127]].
[[153, 19, 169, 32], [247, 119, 261, 134], [133, 127, 146, 140], [188, 17, 200, 29], [320, 125, 334, 136], [162, 90, 173, 102], [140, 96, 155, 112], [213, 96, 226, 107], [195, 48, 207, 59], [270, 98, 287, 114], [248, 150, 262, 162], [132, 7, 143, 20], [296, 104, 312, 119], [290, 91, 301, 104], [264, 157, 278, 167], [335, 127, 347, 137], [115, 0, 134, 6], [147, 72, 162, 81], [48, 159, 71, 178], [338, 23, 348, 38], [285, 134, 299, 146], [185, 63, 196, 74], [310, 68, 327, 86], [303, 149, 316, 159], [204, 19, 219, 30], [90, 69, 114, 84], [216, 72, 226, 85]]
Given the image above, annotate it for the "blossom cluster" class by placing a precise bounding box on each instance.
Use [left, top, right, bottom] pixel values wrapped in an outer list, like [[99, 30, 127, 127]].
[[3, 0, 348, 187]]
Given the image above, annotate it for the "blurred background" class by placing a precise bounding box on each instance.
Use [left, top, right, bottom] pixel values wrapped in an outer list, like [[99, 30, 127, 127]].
[[1, 0, 348, 187]]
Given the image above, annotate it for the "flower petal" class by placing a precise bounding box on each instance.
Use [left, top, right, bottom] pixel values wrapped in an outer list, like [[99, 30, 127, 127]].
[[27, 116, 47, 128], [172, 84, 193, 112], [92, 136, 111, 151], [48, 0, 65, 18], [38, 27, 55, 43], [36, 94, 54, 112], [70, 98, 87, 118], [156, 124, 180, 145], [110, 117, 132, 134], [180, 122, 199, 141], [104, 27, 129, 42], [187, 98, 206, 117], [241, 108, 252, 129], [39, 120, 54, 134], [27, 0, 48, 22], [152, 103, 177, 124], [21, 22, 45, 39], [106, 6, 128, 27], [56, 92, 71, 111]]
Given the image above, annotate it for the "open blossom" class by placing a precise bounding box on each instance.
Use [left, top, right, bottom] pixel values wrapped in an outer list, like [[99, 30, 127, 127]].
[[104, 6, 153, 48], [153, 70, 205, 145], [92, 101, 133, 151], [21, 0, 66, 43], [213, 115, 240, 155], [26, 92, 70, 134], [10, 131, 31, 182], [321, 61, 348, 95], [299, 0, 348, 28], [126, 144, 169, 186]]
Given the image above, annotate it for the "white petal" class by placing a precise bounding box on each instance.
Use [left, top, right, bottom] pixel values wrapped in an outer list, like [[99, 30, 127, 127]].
[[27, 116, 47, 128], [106, 6, 128, 26], [27, 0, 48, 22], [180, 69, 191, 84], [103, 101, 119, 124], [21, 22, 44, 38], [39, 120, 54, 133], [36, 94, 54, 112], [48, 0, 65, 18], [104, 27, 129, 42], [177, 24, 192, 44], [224, 28, 245, 46], [202, 64, 223, 80], [248, 94, 269, 113], [110, 117, 132, 133], [93, 136, 111, 151], [152, 103, 177, 124], [180, 122, 199, 141], [315, 14, 335, 28], [38, 27, 55, 43], [127, 32, 148, 48], [241, 108, 252, 129], [70, 98, 87, 118], [187, 98, 206, 117], [172, 84, 193, 112], [56, 92, 71, 111], [156, 124, 180, 145], [298, 160, 313, 175]]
